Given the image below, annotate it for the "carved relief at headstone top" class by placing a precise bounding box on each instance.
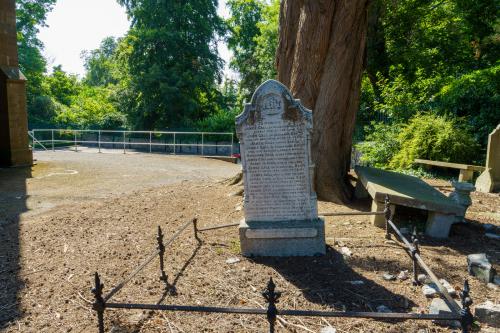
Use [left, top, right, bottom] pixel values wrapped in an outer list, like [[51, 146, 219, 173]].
[[236, 80, 325, 256], [476, 125, 500, 193]]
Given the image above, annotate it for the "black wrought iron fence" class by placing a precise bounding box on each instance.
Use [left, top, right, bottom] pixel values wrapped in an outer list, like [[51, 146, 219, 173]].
[[90, 198, 474, 333]]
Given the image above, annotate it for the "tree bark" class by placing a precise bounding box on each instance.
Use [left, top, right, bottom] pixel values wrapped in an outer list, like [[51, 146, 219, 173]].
[[276, 0, 369, 203]]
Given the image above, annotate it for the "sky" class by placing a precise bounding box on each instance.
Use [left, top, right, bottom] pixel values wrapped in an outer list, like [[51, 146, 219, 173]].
[[38, 0, 234, 78]]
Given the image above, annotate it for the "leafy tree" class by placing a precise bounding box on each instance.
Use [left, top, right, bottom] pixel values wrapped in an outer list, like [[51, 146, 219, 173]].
[[54, 86, 126, 129], [117, 0, 225, 130], [435, 64, 500, 143], [81, 37, 119, 87], [226, 0, 279, 101], [226, 0, 264, 100], [44, 66, 81, 106], [254, 0, 279, 80], [16, 0, 56, 115]]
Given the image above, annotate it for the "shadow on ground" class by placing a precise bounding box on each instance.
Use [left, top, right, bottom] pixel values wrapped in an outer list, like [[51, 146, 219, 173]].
[[252, 246, 416, 314], [0, 166, 31, 328]]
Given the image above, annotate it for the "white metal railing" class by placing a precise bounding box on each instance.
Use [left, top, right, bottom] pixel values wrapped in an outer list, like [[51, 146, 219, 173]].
[[29, 129, 235, 157]]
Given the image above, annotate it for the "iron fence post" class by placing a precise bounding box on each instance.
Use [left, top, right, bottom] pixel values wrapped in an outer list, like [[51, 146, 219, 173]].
[[411, 228, 420, 286], [157, 226, 168, 283], [92, 272, 105, 333], [149, 131, 152, 153], [74, 131, 77, 152], [192, 218, 201, 243], [51, 129, 54, 151], [98, 130, 101, 153], [123, 132, 126, 154], [384, 195, 391, 239], [263, 278, 281, 333], [460, 280, 474, 333], [173, 133, 176, 155]]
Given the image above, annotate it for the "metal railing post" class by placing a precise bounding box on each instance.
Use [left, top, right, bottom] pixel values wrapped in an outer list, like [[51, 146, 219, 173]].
[[173, 133, 176, 155], [230, 133, 234, 157], [74, 131, 77, 152], [123, 131, 126, 154], [201, 133, 204, 156], [98, 130, 101, 153], [51, 129, 54, 151], [149, 131, 152, 153], [92, 272, 105, 333]]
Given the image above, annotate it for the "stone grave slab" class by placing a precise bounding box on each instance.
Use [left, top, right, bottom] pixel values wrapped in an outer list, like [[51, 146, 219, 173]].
[[355, 166, 462, 238], [476, 124, 500, 193], [236, 80, 325, 256]]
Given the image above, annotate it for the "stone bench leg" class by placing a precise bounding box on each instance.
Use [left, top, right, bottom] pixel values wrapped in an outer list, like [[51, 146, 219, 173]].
[[425, 212, 455, 238], [459, 169, 474, 182], [354, 181, 369, 199], [371, 200, 395, 228]]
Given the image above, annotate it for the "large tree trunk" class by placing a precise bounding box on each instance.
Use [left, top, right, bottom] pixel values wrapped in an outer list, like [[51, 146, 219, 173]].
[[276, 0, 369, 203]]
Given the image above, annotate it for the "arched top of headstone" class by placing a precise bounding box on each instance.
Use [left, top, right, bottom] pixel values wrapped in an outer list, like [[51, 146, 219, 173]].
[[235, 80, 312, 130]]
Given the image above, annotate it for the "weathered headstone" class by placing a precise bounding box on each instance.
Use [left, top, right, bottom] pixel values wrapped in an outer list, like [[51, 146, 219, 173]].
[[236, 80, 325, 256], [476, 125, 500, 193]]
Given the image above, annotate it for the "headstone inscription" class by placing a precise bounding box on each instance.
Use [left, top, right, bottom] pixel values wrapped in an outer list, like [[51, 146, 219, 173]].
[[236, 80, 325, 256], [476, 125, 500, 193]]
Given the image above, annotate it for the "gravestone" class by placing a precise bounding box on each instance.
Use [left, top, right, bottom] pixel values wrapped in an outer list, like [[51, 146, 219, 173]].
[[476, 125, 500, 193], [236, 80, 325, 256]]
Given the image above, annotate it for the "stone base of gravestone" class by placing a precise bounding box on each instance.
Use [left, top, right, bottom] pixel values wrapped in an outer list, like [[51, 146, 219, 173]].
[[476, 169, 499, 193], [239, 218, 325, 257]]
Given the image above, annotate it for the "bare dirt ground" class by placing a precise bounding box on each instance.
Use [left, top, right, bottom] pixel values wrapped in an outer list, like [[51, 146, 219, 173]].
[[0, 152, 498, 333]]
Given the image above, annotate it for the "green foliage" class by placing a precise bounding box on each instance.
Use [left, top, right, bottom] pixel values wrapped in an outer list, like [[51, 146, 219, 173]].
[[226, 0, 264, 100], [117, 0, 225, 130], [54, 86, 126, 129], [389, 114, 480, 169], [360, 0, 499, 146], [82, 37, 119, 87], [16, 0, 56, 117], [357, 114, 480, 170], [435, 64, 500, 144], [356, 122, 400, 168], [254, 0, 279, 80], [227, 0, 279, 102], [44, 66, 81, 106], [195, 108, 239, 133]]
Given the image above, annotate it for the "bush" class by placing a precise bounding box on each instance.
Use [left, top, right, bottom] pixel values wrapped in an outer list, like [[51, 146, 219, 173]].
[[389, 113, 480, 169], [195, 108, 239, 133], [357, 114, 480, 170], [356, 122, 400, 168]]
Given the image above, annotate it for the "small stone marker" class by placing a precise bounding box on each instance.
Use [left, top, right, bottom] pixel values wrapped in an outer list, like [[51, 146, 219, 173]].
[[467, 253, 496, 283], [428, 298, 461, 328], [476, 124, 500, 193], [236, 80, 325, 256], [475, 301, 500, 328]]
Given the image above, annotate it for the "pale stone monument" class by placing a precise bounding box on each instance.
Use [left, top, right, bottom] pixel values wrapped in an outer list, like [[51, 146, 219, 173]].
[[236, 80, 325, 256], [476, 125, 500, 193], [449, 181, 475, 222]]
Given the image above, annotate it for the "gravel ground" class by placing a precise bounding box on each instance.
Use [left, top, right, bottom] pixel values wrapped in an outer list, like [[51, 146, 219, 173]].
[[0, 151, 240, 223], [0, 153, 498, 333]]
